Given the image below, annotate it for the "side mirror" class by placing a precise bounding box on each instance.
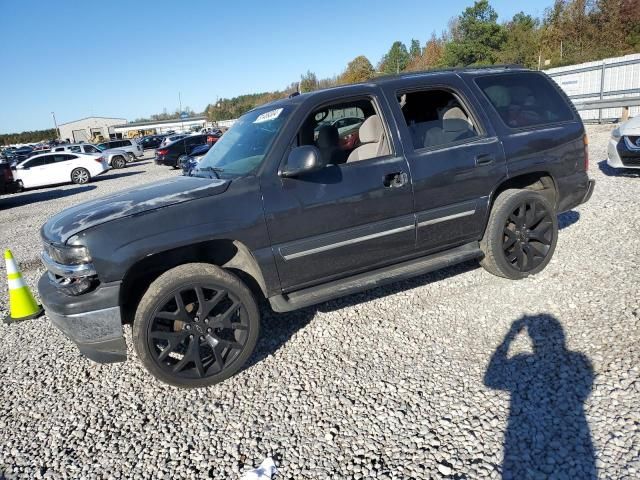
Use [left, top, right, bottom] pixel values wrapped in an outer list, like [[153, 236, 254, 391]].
[[280, 145, 326, 178]]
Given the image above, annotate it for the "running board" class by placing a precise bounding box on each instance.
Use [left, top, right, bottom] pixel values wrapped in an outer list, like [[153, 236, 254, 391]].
[[269, 242, 482, 313]]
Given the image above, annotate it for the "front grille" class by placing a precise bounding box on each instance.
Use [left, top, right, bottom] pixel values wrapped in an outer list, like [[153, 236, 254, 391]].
[[621, 157, 640, 167]]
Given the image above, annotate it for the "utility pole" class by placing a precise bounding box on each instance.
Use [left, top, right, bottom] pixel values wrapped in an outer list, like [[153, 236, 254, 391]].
[[51, 112, 60, 141], [179, 92, 184, 133]]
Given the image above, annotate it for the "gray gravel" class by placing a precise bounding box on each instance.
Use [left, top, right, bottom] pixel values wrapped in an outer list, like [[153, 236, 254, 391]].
[[1, 127, 639, 479]]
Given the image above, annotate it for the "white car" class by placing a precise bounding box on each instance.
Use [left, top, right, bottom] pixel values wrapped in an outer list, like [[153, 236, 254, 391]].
[[13, 152, 109, 189], [607, 116, 640, 169], [159, 134, 187, 147]]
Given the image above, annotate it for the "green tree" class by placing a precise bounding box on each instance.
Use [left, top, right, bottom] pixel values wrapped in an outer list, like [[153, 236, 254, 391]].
[[442, 0, 506, 66], [379, 41, 411, 74], [498, 12, 541, 68], [299, 70, 319, 92], [339, 55, 375, 83], [409, 38, 422, 59]]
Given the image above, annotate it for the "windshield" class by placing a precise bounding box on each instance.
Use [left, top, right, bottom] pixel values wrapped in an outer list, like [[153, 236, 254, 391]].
[[193, 105, 291, 177]]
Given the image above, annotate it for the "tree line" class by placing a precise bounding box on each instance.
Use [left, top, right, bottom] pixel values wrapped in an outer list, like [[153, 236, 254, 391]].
[[4, 0, 638, 141], [207, 0, 639, 121]]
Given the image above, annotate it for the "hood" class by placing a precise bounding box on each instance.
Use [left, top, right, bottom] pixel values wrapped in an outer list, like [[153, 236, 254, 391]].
[[43, 176, 230, 243], [619, 116, 640, 135]]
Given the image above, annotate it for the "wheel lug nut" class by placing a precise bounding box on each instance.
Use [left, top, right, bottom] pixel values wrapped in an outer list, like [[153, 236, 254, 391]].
[[200, 336, 204, 341], [204, 318, 209, 324], [185, 324, 191, 330], [207, 328, 212, 333], [194, 317, 199, 322]]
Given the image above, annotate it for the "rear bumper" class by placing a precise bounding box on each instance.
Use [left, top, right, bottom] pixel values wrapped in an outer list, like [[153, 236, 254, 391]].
[[556, 171, 595, 212], [38, 274, 127, 363], [155, 156, 177, 166]]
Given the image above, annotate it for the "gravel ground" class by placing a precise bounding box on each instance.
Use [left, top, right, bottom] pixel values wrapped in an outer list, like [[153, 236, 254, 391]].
[[0, 127, 638, 479]]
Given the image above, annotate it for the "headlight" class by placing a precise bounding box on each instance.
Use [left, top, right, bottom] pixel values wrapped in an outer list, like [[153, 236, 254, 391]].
[[43, 243, 92, 265], [611, 127, 621, 141]]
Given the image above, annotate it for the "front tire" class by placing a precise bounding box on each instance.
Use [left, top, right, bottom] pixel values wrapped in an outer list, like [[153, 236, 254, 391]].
[[111, 155, 126, 169], [127, 152, 136, 162], [133, 263, 260, 388], [70, 167, 90, 184], [480, 189, 558, 279]]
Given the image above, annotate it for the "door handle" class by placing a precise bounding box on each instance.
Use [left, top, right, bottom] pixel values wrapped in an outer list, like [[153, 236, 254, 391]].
[[383, 171, 408, 188], [475, 154, 495, 166]]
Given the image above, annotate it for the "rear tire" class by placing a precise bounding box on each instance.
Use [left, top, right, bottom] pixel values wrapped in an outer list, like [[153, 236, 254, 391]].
[[480, 189, 558, 279], [70, 167, 90, 184], [111, 156, 126, 169], [133, 263, 260, 388]]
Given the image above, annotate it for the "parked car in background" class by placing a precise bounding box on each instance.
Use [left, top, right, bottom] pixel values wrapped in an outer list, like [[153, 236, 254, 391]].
[[138, 135, 165, 150], [52, 143, 129, 169], [159, 134, 187, 148], [11, 146, 34, 163], [0, 162, 21, 195], [608, 116, 640, 169], [155, 134, 213, 168], [96, 139, 143, 161], [178, 143, 212, 174], [13, 152, 109, 188]]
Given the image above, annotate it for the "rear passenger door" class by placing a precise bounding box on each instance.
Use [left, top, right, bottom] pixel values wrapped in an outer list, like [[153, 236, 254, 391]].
[[383, 77, 506, 254]]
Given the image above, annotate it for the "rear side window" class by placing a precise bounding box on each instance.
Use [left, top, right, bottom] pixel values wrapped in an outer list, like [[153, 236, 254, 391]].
[[476, 73, 574, 129]]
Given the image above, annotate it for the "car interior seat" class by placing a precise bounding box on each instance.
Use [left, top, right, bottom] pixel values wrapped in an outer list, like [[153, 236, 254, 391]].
[[347, 115, 389, 162], [316, 125, 347, 165]]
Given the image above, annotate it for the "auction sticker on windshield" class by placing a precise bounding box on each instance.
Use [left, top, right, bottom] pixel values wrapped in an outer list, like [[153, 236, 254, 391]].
[[254, 108, 283, 123]]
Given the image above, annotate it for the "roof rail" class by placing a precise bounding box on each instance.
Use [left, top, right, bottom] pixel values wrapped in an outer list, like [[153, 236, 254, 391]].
[[372, 64, 527, 82]]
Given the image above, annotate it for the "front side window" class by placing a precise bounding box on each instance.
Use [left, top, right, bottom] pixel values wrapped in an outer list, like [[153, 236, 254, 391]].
[[476, 73, 574, 129], [298, 98, 388, 165], [83, 145, 100, 154], [194, 105, 291, 177], [398, 89, 479, 151]]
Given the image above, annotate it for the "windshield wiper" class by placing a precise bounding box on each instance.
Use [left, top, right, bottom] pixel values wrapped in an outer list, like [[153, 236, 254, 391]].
[[195, 166, 224, 179]]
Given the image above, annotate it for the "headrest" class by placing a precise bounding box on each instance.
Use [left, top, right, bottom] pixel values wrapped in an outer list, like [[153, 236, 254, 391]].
[[485, 85, 511, 108], [442, 107, 467, 121], [316, 125, 339, 148], [443, 118, 473, 133], [359, 115, 382, 144]]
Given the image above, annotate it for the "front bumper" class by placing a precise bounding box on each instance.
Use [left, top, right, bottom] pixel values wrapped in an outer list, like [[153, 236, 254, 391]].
[[38, 274, 127, 363], [608, 137, 640, 169]]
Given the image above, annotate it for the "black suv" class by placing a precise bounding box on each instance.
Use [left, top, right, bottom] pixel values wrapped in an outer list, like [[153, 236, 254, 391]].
[[155, 134, 211, 168], [38, 67, 594, 388]]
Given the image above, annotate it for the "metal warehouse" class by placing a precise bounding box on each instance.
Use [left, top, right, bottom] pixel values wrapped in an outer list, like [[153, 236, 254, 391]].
[[57, 116, 127, 143], [546, 53, 640, 122]]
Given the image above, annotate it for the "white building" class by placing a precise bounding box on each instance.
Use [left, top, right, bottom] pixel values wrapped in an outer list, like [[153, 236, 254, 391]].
[[58, 116, 127, 143]]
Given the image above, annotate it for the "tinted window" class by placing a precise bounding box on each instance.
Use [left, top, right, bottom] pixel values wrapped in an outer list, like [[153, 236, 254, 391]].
[[54, 154, 76, 162], [184, 135, 206, 146], [83, 145, 100, 153], [476, 73, 574, 129], [69, 145, 82, 153], [24, 157, 45, 167], [397, 89, 479, 150]]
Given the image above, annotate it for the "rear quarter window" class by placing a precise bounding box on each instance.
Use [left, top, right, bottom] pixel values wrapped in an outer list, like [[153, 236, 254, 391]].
[[475, 73, 574, 129]]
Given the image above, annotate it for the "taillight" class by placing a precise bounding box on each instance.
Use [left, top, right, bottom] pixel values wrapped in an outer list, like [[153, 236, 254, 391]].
[[157, 149, 169, 156], [583, 133, 589, 171], [95, 156, 105, 163]]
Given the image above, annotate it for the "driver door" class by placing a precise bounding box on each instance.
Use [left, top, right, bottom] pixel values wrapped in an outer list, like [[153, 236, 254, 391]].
[[260, 93, 416, 291]]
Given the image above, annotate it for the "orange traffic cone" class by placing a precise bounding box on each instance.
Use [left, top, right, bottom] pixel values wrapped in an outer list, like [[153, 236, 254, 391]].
[[4, 249, 44, 324]]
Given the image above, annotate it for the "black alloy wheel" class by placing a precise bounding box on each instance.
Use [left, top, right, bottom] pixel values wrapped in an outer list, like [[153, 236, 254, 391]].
[[133, 263, 260, 388], [480, 189, 558, 279], [502, 199, 553, 272]]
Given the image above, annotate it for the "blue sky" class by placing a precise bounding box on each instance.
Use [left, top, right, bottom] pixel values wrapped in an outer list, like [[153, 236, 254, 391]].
[[0, 0, 551, 133]]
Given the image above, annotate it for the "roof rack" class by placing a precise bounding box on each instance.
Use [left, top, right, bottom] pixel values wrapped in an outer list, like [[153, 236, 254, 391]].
[[371, 64, 526, 83]]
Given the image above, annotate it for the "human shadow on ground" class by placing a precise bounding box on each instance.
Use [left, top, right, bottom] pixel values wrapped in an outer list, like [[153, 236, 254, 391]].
[[246, 260, 479, 369], [558, 210, 580, 230], [0, 185, 96, 209], [597, 159, 640, 178], [484, 314, 596, 480]]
